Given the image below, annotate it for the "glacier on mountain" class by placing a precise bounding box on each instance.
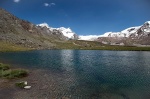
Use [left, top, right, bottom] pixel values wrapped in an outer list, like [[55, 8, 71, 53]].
[[79, 35, 102, 41]]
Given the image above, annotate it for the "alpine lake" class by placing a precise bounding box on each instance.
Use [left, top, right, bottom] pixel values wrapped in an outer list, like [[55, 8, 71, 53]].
[[0, 50, 150, 99]]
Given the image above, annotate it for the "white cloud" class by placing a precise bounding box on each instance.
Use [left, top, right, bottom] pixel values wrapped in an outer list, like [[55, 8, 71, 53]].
[[13, 0, 20, 3], [44, 3, 49, 7], [50, 3, 55, 5], [44, 3, 56, 7]]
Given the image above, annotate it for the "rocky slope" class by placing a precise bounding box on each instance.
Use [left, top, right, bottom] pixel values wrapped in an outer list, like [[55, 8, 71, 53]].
[[0, 8, 75, 49], [97, 21, 150, 46]]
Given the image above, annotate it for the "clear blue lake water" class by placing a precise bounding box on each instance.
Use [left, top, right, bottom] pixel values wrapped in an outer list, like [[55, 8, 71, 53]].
[[0, 50, 150, 99]]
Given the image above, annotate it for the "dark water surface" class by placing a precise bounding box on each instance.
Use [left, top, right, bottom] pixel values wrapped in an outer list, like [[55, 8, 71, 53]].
[[0, 50, 150, 99]]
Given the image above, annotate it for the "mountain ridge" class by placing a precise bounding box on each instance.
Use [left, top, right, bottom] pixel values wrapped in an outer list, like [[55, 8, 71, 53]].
[[79, 21, 150, 45], [100, 21, 150, 38], [96, 21, 150, 46], [0, 8, 150, 51]]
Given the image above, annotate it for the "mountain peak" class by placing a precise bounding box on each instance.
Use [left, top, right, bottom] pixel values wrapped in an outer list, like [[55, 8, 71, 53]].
[[145, 21, 150, 25], [37, 23, 78, 39], [37, 23, 50, 28]]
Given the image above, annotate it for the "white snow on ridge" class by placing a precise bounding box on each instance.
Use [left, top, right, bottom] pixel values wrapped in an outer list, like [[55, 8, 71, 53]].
[[37, 21, 150, 41], [99, 26, 141, 38], [98, 32, 125, 38], [37, 22, 50, 28], [145, 21, 150, 25], [143, 21, 150, 32], [144, 28, 150, 33], [121, 26, 140, 33], [37, 23, 76, 39], [121, 26, 141, 37], [79, 35, 101, 41], [78, 25, 143, 41], [100, 21, 150, 38], [57, 27, 76, 39], [99, 32, 112, 37]]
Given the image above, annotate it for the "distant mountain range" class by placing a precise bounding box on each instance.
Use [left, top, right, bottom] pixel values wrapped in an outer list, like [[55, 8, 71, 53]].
[[100, 21, 150, 38], [0, 8, 149, 51], [97, 21, 150, 46]]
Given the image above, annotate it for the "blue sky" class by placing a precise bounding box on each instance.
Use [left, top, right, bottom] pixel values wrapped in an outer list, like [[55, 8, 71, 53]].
[[0, 0, 150, 35]]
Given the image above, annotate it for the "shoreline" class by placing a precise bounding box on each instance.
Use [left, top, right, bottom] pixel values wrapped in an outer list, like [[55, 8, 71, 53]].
[[0, 68, 126, 99], [0, 46, 150, 53]]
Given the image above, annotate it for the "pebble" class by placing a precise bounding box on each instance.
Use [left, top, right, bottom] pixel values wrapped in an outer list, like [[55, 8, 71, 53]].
[[24, 86, 31, 89]]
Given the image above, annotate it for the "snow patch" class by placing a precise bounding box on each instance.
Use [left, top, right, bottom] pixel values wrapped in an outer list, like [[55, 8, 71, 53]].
[[145, 21, 150, 25], [57, 27, 76, 39], [79, 35, 101, 41], [37, 23, 50, 28], [99, 32, 114, 37]]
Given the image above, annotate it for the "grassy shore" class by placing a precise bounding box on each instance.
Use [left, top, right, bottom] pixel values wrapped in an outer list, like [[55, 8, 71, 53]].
[[0, 40, 150, 52], [0, 41, 32, 52], [0, 63, 28, 79], [55, 40, 150, 51]]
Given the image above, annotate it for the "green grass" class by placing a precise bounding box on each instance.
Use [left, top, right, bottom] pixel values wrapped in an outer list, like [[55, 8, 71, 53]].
[[15, 81, 27, 88], [0, 40, 150, 51], [0, 63, 28, 79], [1, 69, 28, 79], [55, 40, 102, 49], [0, 63, 10, 71], [55, 40, 150, 51], [0, 41, 32, 52]]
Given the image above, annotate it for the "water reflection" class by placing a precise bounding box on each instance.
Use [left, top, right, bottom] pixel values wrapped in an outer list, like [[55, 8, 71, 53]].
[[61, 50, 74, 72]]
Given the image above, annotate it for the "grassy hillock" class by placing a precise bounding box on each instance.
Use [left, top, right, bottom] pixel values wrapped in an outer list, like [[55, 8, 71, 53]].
[[0, 63, 28, 79]]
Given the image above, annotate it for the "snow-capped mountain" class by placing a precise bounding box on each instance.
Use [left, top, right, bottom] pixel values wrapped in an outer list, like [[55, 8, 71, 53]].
[[37, 23, 78, 39], [57, 27, 78, 39], [100, 26, 141, 38], [100, 21, 150, 38], [97, 21, 150, 45], [37, 23, 50, 29]]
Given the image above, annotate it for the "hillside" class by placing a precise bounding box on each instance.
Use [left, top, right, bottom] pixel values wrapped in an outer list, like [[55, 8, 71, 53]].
[[0, 8, 68, 50]]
